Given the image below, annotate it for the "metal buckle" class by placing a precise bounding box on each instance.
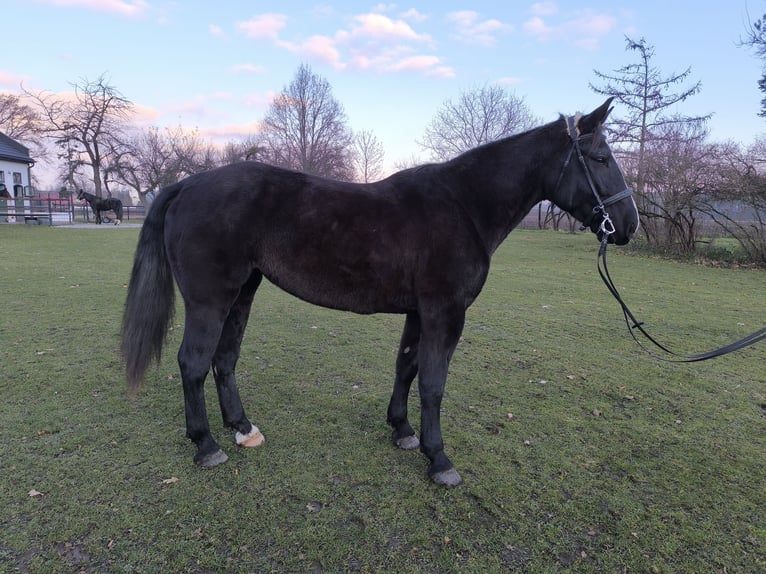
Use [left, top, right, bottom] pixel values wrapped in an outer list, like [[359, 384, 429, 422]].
[[599, 211, 616, 236]]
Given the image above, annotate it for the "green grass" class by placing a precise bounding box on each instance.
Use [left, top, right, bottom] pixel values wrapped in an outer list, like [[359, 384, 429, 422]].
[[0, 225, 764, 573]]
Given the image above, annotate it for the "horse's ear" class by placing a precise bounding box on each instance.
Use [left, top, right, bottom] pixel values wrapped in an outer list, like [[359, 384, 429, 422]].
[[578, 97, 614, 135]]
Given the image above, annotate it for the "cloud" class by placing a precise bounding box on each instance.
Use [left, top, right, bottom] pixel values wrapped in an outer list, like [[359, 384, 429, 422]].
[[523, 8, 616, 49], [230, 63, 266, 75], [0, 70, 29, 88], [400, 8, 429, 23], [237, 13, 287, 40], [131, 102, 161, 125], [243, 91, 277, 107], [387, 55, 439, 73], [202, 122, 263, 141], [524, 16, 552, 38], [208, 24, 224, 37], [530, 1, 558, 17], [238, 10, 449, 78], [283, 35, 344, 69], [346, 13, 431, 43], [447, 10, 510, 46], [32, 0, 147, 16], [496, 76, 525, 86], [371, 3, 397, 14]]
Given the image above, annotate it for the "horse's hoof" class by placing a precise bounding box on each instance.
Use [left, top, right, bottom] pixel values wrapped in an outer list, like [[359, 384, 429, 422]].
[[430, 468, 462, 487], [195, 449, 228, 468], [396, 435, 420, 450], [236, 425, 265, 448]]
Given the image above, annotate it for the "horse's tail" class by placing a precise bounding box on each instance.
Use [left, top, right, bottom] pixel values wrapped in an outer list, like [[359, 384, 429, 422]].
[[121, 183, 182, 391]]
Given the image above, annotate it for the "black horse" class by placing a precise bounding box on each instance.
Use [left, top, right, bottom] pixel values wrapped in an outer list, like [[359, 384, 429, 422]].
[[122, 99, 638, 486], [77, 189, 123, 225]]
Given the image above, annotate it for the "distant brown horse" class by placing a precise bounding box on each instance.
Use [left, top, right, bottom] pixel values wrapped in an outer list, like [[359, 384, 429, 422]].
[[121, 99, 638, 486], [77, 189, 123, 224]]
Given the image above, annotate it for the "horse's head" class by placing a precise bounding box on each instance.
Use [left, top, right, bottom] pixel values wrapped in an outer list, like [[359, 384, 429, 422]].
[[76, 189, 85, 201], [549, 98, 639, 245]]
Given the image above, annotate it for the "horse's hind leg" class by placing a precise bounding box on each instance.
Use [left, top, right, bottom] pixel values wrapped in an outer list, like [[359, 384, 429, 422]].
[[387, 312, 421, 450], [178, 305, 230, 468], [212, 271, 265, 448]]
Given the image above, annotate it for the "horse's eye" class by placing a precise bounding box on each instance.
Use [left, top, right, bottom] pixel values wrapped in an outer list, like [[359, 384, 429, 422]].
[[592, 155, 609, 165]]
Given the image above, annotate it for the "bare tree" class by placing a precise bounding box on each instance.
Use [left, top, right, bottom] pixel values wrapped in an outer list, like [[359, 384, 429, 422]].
[[639, 120, 711, 253], [698, 139, 766, 264], [24, 74, 134, 197], [218, 135, 262, 165], [419, 84, 539, 161], [0, 93, 46, 159], [258, 64, 354, 180], [112, 125, 218, 205], [352, 129, 385, 182]]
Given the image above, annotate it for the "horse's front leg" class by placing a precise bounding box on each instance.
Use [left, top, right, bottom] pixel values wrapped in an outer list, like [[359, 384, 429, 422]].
[[417, 304, 465, 487], [387, 312, 421, 450]]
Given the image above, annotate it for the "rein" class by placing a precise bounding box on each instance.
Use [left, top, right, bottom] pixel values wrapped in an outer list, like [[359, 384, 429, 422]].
[[597, 239, 766, 362], [559, 114, 766, 361]]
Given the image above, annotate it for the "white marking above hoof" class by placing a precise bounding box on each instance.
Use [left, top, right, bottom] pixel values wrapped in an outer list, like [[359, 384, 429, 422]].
[[431, 468, 462, 487], [236, 425, 265, 447], [396, 435, 420, 450]]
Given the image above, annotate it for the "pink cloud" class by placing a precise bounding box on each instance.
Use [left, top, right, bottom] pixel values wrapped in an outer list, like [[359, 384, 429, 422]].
[[237, 13, 287, 40], [447, 10, 511, 46], [387, 55, 439, 72], [0, 70, 29, 89], [348, 13, 431, 42], [281, 35, 344, 68], [238, 10, 449, 78], [201, 122, 263, 140]]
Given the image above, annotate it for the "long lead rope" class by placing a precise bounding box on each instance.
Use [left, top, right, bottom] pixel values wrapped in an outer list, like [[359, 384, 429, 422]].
[[597, 237, 766, 362]]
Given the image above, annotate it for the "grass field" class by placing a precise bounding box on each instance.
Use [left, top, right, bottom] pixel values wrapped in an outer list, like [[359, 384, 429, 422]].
[[0, 224, 764, 573]]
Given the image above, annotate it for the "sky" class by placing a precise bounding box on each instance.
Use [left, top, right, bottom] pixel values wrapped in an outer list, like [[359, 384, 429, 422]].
[[4, 0, 766, 187]]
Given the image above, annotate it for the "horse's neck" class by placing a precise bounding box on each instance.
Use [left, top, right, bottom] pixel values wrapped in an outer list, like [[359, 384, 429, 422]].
[[443, 135, 549, 255]]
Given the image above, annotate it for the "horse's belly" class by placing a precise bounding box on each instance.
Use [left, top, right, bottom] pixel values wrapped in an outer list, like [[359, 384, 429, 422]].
[[261, 262, 415, 315]]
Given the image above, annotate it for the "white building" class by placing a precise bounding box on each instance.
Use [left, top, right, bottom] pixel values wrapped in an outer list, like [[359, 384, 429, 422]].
[[0, 132, 34, 197]]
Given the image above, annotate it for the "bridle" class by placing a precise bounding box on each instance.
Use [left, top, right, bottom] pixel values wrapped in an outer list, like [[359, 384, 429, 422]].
[[554, 115, 633, 239], [558, 115, 766, 361]]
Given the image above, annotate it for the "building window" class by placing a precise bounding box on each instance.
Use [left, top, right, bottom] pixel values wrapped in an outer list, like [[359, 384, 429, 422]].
[[13, 172, 22, 185]]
